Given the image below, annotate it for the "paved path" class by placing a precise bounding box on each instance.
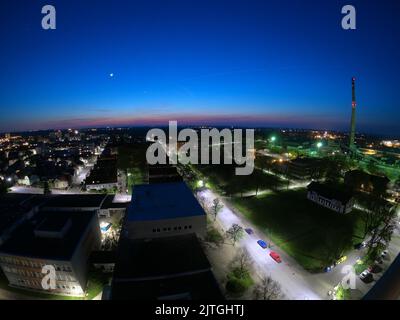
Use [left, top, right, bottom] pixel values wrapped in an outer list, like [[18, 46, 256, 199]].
[[199, 189, 323, 300]]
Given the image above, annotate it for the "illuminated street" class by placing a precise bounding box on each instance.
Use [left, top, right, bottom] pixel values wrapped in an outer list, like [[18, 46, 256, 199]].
[[199, 188, 400, 300]]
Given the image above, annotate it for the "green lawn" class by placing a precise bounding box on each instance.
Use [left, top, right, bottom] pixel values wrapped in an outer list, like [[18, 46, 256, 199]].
[[194, 164, 285, 196], [85, 271, 109, 300], [232, 189, 366, 272]]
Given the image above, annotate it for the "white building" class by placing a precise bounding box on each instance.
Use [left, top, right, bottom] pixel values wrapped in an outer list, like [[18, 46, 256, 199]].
[[307, 181, 354, 214], [0, 210, 101, 296]]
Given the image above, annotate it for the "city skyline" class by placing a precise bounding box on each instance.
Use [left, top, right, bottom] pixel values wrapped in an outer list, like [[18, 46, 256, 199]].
[[1, 0, 399, 135]]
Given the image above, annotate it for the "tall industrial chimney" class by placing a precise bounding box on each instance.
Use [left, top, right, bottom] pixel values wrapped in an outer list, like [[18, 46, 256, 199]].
[[349, 77, 357, 150]]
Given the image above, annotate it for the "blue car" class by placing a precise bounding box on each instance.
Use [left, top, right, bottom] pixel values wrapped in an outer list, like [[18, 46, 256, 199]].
[[324, 266, 332, 273], [257, 240, 268, 249], [245, 228, 254, 235]]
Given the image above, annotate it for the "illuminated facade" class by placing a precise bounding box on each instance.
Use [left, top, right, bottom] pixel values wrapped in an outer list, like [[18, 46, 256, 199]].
[[0, 211, 101, 296]]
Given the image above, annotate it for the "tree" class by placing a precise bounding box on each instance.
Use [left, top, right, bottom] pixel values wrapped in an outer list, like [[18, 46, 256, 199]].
[[211, 198, 223, 221], [363, 200, 397, 260], [253, 275, 283, 300], [325, 159, 341, 183], [204, 227, 224, 247], [43, 180, 51, 195], [226, 224, 244, 245], [225, 249, 253, 296], [226, 174, 253, 198], [252, 169, 266, 195], [231, 249, 253, 278], [323, 227, 352, 267], [371, 177, 389, 199]]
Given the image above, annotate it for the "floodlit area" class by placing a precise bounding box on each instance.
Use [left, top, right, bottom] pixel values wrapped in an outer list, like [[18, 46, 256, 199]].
[[199, 189, 322, 300], [198, 187, 400, 300]]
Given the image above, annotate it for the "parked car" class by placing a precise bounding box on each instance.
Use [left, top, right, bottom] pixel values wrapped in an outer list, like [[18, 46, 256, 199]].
[[269, 251, 282, 263], [245, 228, 254, 235], [335, 256, 347, 265], [354, 242, 367, 250], [375, 257, 384, 265], [324, 265, 335, 272], [360, 270, 374, 283], [368, 264, 383, 274], [257, 240, 268, 249], [381, 250, 389, 259]]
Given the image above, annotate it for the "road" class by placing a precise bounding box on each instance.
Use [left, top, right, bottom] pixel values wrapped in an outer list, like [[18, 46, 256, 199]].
[[10, 186, 83, 194], [199, 188, 400, 300], [73, 165, 93, 185], [199, 188, 323, 300]]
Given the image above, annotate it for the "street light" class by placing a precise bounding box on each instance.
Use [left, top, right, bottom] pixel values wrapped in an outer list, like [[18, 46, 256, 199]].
[[270, 136, 276, 142], [317, 142, 323, 149], [197, 180, 204, 188], [6, 177, 12, 182]]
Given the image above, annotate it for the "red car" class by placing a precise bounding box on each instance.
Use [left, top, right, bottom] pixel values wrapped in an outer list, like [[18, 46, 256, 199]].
[[269, 251, 282, 263]]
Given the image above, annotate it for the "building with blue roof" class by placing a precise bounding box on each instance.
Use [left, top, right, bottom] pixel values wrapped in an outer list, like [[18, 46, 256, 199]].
[[125, 182, 206, 239]]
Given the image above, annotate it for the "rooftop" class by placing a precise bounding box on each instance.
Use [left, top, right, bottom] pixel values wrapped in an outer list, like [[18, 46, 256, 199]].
[[111, 234, 223, 300], [290, 157, 321, 166], [0, 210, 96, 260], [43, 194, 107, 209], [100, 195, 129, 210], [307, 181, 353, 203], [127, 182, 205, 221], [111, 271, 223, 300], [0, 193, 40, 235], [113, 234, 210, 279]]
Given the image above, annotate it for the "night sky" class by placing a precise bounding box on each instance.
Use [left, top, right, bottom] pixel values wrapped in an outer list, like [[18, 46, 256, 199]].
[[0, 0, 399, 135]]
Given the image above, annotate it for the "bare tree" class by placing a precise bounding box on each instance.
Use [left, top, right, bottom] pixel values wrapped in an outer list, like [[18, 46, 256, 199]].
[[364, 201, 397, 260], [253, 275, 283, 300], [226, 224, 244, 245], [230, 249, 253, 278], [211, 198, 223, 221]]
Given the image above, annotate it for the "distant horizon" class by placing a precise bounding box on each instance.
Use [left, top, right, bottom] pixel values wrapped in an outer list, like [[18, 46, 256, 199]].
[[2, 118, 399, 140]]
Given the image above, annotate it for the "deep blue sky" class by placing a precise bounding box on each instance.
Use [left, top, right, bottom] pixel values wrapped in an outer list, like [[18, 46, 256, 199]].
[[0, 0, 399, 135]]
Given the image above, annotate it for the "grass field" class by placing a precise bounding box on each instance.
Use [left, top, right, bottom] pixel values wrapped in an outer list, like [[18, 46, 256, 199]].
[[194, 164, 285, 196], [232, 189, 366, 272]]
